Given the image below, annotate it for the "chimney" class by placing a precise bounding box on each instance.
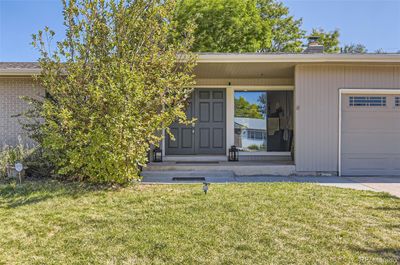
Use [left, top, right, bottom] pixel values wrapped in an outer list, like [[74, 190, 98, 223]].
[[303, 36, 324, 53]]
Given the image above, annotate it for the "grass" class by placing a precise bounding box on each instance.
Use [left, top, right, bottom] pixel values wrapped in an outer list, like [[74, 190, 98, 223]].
[[0, 179, 399, 265]]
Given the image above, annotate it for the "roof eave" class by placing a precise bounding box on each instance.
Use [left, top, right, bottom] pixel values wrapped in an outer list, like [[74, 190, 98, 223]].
[[2, 53, 400, 76], [196, 53, 400, 63], [0, 69, 41, 76]]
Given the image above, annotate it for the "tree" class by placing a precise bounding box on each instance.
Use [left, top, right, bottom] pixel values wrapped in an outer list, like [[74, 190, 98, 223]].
[[234, 97, 263, 119], [27, 0, 196, 183], [375, 48, 386, 54], [175, 0, 343, 53], [308, 28, 340, 53], [174, 0, 269, 52], [257, 0, 304, 53], [342, 43, 367, 53]]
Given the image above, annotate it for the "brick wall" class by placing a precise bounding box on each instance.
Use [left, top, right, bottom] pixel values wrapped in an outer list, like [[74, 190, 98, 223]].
[[0, 77, 44, 147]]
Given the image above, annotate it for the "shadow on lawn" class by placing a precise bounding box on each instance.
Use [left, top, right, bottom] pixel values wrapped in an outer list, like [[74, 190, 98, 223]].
[[362, 193, 399, 200], [0, 178, 120, 209], [369, 207, 400, 211], [352, 247, 400, 264]]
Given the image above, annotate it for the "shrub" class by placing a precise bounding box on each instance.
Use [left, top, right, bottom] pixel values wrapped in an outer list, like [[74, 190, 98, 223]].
[[24, 148, 54, 179], [0, 138, 34, 178], [24, 0, 196, 183], [247, 144, 260, 150], [0, 136, 54, 179]]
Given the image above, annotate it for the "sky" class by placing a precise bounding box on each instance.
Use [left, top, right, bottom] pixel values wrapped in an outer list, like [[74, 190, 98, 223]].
[[0, 0, 399, 62]]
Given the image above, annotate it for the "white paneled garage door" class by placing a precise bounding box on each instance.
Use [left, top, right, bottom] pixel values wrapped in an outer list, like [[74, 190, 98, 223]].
[[341, 93, 400, 176]]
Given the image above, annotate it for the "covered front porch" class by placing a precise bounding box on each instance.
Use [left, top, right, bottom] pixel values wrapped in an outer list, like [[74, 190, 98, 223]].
[[158, 56, 296, 169]]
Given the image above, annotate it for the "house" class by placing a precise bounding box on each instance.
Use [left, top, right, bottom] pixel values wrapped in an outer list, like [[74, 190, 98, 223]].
[[234, 117, 268, 151], [1, 42, 400, 176]]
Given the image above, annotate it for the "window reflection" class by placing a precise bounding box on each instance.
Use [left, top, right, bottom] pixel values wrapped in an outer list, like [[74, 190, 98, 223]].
[[234, 91, 293, 152]]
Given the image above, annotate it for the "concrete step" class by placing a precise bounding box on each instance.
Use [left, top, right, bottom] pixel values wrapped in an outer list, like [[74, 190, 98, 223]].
[[143, 161, 296, 176], [141, 170, 235, 183]]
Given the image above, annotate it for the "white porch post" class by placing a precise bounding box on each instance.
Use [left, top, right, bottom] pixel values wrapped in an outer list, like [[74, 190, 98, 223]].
[[162, 129, 165, 157], [226, 86, 235, 156]]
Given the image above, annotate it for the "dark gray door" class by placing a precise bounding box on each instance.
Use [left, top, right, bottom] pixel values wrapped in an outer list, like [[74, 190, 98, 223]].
[[165, 94, 195, 155], [166, 88, 226, 155], [195, 89, 226, 154]]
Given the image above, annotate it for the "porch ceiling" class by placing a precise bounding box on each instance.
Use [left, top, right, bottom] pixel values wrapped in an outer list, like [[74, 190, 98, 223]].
[[194, 62, 295, 79]]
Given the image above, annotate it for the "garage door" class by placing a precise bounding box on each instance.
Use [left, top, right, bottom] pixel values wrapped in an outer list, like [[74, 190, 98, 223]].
[[341, 94, 400, 176]]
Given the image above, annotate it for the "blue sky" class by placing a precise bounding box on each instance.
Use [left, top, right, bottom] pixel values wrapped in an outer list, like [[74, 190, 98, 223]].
[[0, 0, 399, 62]]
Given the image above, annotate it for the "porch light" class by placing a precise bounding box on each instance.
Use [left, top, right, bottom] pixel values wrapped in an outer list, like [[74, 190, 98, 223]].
[[153, 147, 163, 162], [228, 145, 239, 162]]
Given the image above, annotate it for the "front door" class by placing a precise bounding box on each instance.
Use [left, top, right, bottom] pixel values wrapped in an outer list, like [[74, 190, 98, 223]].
[[166, 88, 226, 155]]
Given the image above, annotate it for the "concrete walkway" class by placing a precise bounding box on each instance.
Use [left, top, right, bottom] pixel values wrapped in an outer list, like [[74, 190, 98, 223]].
[[142, 175, 400, 198], [345, 176, 400, 197]]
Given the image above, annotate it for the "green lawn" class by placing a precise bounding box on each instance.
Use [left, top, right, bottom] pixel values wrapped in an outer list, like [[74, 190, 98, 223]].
[[0, 179, 399, 265]]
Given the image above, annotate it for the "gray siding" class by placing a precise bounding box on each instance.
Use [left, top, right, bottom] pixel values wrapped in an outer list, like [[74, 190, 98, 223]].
[[295, 65, 400, 172]]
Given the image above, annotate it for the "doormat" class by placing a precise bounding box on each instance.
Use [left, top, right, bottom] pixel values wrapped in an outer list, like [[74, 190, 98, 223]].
[[172, 177, 206, 181], [175, 161, 220, 164]]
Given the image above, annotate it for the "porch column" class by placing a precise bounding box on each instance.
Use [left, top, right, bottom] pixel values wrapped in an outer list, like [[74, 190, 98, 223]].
[[226, 86, 234, 156]]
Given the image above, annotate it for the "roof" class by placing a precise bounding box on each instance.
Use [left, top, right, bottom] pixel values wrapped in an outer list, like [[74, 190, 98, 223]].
[[1, 53, 400, 76], [0, 62, 41, 75]]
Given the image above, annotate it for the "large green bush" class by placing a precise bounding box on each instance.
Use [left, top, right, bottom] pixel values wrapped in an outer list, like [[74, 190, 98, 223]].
[[24, 0, 196, 183]]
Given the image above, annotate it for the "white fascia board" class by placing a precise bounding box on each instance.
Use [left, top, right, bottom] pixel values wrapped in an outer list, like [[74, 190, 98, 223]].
[[339, 88, 400, 94], [196, 53, 400, 63]]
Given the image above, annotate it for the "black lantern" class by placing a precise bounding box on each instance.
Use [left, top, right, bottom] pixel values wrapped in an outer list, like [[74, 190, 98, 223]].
[[153, 147, 163, 162], [228, 145, 239, 162]]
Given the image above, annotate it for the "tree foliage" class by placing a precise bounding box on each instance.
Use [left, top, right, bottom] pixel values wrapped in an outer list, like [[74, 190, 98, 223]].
[[234, 97, 263, 119], [175, 0, 343, 53], [341, 43, 367, 54], [27, 0, 196, 183], [309, 28, 340, 53], [257, 0, 304, 52], [174, 0, 268, 52]]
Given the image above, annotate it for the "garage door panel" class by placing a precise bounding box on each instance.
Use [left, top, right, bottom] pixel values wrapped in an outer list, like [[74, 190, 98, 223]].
[[341, 93, 400, 176], [344, 169, 400, 176], [343, 154, 392, 169], [343, 155, 400, 175], [343, 114, 400, 131], [342, 132, 400, 153]]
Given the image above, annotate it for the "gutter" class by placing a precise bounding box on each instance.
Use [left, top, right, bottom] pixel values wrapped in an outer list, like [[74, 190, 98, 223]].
[[196, 53, 400, 63]]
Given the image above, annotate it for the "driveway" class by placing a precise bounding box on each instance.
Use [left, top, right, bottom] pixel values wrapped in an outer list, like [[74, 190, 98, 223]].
[[236, 176, 400, 198], [344, 176, 400, 197]]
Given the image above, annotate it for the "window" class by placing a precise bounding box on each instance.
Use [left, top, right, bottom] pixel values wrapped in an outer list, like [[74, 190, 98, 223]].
[[349, 96, 386, 107], [234, 91, 267, 152], [247, 130, 265, 140], [395, 97, 400, 107], [234, 91, 293, 152]]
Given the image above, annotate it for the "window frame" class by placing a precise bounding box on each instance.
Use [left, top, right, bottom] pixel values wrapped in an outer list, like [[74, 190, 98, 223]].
[[349, 96, 387, 107]]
